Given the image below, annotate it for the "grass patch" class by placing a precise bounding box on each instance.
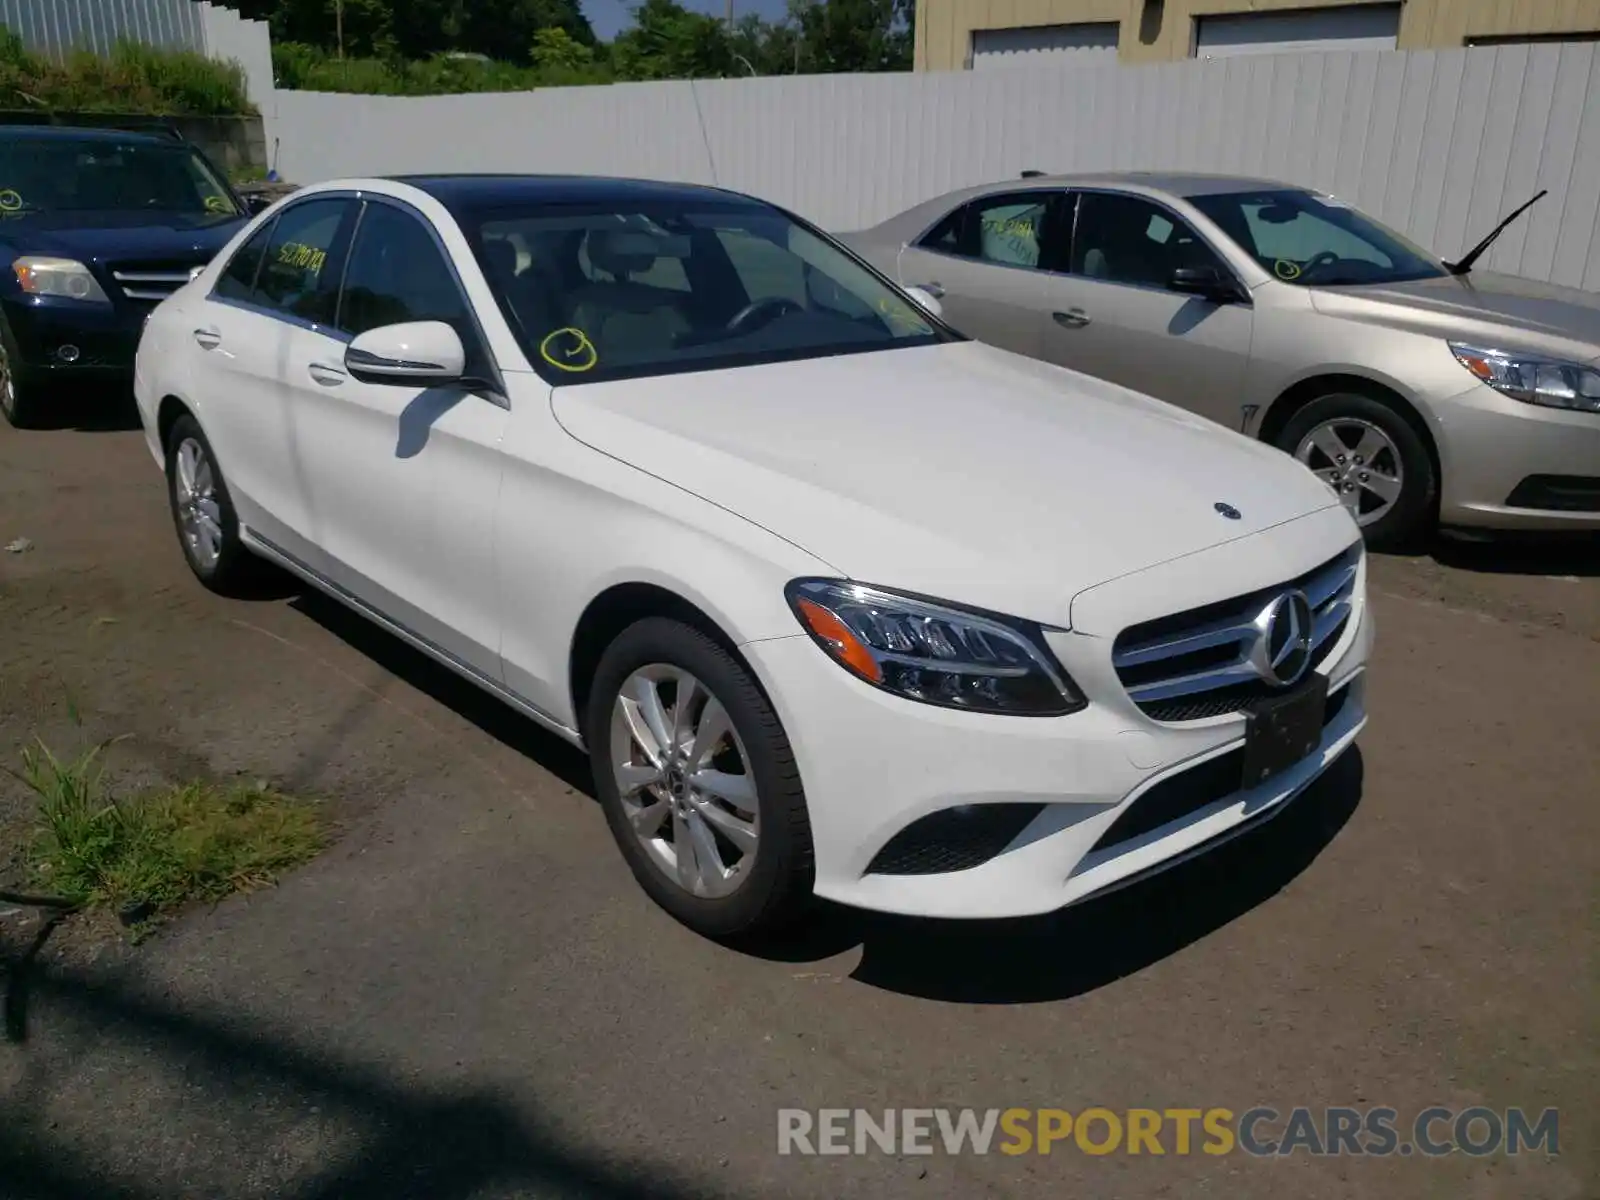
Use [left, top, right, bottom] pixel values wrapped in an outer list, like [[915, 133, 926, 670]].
[[14, 740, 323, 931], [0, 29, 255, 116]]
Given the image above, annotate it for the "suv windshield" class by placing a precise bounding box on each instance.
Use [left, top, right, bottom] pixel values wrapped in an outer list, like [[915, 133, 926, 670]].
[[468, 200, 955, 384], [0, 136, 240, 219], [1188, 189, 1447, 287]]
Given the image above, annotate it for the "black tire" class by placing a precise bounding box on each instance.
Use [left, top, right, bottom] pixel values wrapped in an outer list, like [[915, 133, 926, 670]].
[[1276, 390, 1437, 552], [0, 317, 42, 430], [587, 617, 814, 939], [163, 412, 258, 594]]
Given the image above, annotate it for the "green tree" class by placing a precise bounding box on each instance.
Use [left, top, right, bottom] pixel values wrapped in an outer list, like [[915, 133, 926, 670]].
[[610, 0, 733, 80], [789, 0, 912, 73]]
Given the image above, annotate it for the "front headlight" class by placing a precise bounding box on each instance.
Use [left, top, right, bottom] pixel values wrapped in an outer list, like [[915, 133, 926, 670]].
[[785, 579, 1085, 716], [13, 256, 111, 304], [1450, 342, 1600, 413]]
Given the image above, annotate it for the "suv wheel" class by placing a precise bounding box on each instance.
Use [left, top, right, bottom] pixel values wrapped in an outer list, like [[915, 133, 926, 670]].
[[0, 321, 40, 429], [587, 617, 814, 939], [1278, 391, 1436, 551]]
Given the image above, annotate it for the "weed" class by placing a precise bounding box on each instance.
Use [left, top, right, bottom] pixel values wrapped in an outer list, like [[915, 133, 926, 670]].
[[14, 738, 323, 931], [0, 30, 254, 116]]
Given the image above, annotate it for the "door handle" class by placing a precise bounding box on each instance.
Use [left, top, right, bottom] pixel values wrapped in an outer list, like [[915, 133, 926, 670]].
[[192, 326, 221, 350], [1052, 308, 1091, 328], [913, 281, 946, 298], [308, 361, 347, 386]]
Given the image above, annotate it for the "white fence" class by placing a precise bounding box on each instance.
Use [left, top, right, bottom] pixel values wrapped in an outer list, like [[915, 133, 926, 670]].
[[269, 40, 1600, 289], [1, 0, 274, 113]]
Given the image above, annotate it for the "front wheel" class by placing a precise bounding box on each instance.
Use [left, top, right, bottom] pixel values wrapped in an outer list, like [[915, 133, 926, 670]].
[[587, 617, 814, 939], [0, 319, 42, 429], [1277, 391, 1436, 551]]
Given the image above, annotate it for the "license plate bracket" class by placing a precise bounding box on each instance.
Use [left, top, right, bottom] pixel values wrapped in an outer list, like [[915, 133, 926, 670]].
[[1240, 673, 1328, 790]]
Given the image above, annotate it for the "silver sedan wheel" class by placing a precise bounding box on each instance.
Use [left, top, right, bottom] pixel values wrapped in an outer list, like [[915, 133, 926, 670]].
[[1294, 417, 1405, 527], [610, 665, 759, 899], [173, 437, 224, 569]]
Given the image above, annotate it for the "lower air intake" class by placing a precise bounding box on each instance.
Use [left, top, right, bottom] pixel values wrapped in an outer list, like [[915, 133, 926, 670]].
[[866, 803, 1044, 875]]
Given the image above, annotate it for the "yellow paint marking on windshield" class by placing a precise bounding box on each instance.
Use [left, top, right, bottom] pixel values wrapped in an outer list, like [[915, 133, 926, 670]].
[[203, 194, 233, 215], [0, 190, 22, 212], [1274, 259, 1301, 281], [539, 327, 598, 373]]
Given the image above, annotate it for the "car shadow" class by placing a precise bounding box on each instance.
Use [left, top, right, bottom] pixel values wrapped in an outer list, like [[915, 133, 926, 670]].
[[1428, 529, 1600, 577], [24, 382, 142, 432], [284, 586, 595, 797], [738, 748, 1365, 1004]]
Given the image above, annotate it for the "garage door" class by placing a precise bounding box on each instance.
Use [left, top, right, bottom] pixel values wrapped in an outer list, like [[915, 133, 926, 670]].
[[971, 22, 1119, 69], [1196, 3, 1400, 58]]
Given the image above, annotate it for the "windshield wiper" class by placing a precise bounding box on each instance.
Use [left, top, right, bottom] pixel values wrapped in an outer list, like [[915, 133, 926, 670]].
[[1444, 189, 1547, 275]]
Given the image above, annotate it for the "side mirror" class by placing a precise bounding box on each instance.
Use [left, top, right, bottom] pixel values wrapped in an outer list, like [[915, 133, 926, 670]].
[[241, 193, 275, 216], [345, 321, 466, 386], [902, 285, 943, 318], [1170, 265, 1243, 304]]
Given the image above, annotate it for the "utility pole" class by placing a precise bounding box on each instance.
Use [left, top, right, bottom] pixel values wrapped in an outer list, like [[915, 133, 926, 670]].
[[726, 0, 733, 29], [336, 0, 345, 59]]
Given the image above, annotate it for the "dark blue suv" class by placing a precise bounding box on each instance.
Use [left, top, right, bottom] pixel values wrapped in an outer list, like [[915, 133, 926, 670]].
[[0, 125, 265, 427]]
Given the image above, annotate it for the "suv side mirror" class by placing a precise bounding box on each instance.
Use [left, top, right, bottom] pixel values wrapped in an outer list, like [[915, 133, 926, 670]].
[[241, 193, 275, 216], [1170, 264, 1243, 303], [345, 321, 466, 386]]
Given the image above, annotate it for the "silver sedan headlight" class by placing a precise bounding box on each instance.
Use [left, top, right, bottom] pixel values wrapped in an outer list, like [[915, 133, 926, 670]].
[[785, 579, 1086, 716], [1450, 342, 1600, 413]]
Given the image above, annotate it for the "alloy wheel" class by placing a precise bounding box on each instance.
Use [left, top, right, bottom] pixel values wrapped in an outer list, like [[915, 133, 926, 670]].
[[0, 343, 14, 420], [1294, 417, 1405, 527], [173, 437, 224, 569], [610, 664, 759, 899]]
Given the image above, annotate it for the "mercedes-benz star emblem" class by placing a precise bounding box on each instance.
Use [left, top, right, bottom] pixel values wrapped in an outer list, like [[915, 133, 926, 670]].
[[1249, 590, 1315, 687], [1214, 502, 1242, 520]]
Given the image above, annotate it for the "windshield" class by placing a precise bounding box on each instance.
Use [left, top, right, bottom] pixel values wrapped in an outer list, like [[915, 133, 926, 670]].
[[468, 200, 955, 384], [1187, 189, 1447, 287], [0, 137, 241, 218]]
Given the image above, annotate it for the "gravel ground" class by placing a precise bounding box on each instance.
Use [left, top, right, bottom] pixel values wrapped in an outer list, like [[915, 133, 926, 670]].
[[1, 400, 1596, 1200]]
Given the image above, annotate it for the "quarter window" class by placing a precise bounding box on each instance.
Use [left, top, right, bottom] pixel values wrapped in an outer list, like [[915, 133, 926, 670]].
[[1069, 192, 1229, 290], [252, 198, 350, 323], [213, 221, 274, 304]]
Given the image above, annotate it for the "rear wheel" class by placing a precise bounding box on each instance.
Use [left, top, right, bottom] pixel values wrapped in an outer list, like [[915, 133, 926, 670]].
[[587, 617, 814, 939], [164, 413, 258, 594], [1277, 391, 1436, 551]]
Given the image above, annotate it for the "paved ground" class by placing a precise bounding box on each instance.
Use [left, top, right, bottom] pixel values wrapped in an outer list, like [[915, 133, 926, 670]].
[[1, 401, 1596, 1200]]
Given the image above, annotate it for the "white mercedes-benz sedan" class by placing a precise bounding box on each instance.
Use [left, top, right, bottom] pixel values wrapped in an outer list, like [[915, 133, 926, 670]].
[[134, 174, 1372, 938]]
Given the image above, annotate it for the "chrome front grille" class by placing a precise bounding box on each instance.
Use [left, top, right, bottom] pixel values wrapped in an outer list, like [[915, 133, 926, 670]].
[[110, 263, 200, 303], [1112, 544, 1360, 722]]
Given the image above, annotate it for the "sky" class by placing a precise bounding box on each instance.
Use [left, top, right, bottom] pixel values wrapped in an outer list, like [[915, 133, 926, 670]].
[[584, 0, 790, 41]]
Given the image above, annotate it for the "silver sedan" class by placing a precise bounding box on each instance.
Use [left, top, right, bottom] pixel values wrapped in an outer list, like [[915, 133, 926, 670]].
[[842, 172, 1600, 547]]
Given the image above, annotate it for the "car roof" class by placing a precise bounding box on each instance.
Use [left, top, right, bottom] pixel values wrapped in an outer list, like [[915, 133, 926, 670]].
[[388, 173, 771, 213], [999, 170, 1299, 198], [0, 124, 182, 147]]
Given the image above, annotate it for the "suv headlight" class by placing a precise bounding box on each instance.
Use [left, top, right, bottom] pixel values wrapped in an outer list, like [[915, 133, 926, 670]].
[[1450, 342, 1600, 413], [13, 256, 111, 304], [785, 579, 1085, 716]]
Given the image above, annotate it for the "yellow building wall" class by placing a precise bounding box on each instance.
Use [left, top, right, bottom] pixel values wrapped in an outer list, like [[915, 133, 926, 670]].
[[916, 0, 1600, 71]]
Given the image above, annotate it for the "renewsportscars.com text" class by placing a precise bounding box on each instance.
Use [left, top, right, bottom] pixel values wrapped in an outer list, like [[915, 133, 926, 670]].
[[777, 1106, 1560, 1158]]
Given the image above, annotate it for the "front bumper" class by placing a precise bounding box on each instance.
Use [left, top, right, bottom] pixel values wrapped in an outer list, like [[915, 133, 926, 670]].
[[1435, 381, 1600, 530], [742, 520, 1373, 921], [3, 296, 146, 376]]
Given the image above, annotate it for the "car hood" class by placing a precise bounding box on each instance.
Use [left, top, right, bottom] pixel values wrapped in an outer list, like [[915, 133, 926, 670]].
[[1311, 271, 1600, 363], [2, 211, 245, 264], [550, 341, 1339, 627]]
